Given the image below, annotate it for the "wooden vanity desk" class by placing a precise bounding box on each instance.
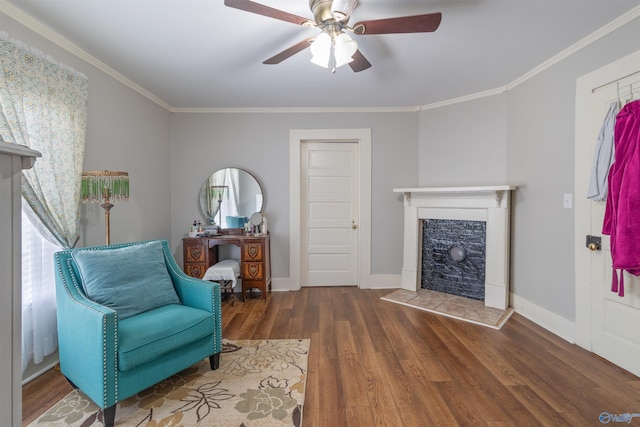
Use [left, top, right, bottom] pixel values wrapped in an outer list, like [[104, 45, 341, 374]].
[[183, 231, 271, 301]]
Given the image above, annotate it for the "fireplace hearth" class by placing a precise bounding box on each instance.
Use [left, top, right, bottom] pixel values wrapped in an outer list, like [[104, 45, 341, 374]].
[[394, 186, 516, 310]]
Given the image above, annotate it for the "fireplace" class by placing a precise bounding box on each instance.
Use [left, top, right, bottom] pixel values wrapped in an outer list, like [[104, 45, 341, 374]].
[[393, 186, 516, 310]]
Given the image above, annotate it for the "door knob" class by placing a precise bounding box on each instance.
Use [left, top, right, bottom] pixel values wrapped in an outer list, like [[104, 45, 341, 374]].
[[352, 221, 357, 229], [586, 235, 601, 251]]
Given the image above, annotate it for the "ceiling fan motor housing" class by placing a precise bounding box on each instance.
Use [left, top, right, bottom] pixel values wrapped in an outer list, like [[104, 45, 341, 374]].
[[310, 0, 339, 24]]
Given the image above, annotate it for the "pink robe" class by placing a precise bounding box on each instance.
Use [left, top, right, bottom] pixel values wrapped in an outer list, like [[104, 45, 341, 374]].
[[603, 100, 640, 297]]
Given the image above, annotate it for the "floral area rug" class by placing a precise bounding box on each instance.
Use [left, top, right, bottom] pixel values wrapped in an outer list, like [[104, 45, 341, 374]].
[[29, 339, 309, 427]]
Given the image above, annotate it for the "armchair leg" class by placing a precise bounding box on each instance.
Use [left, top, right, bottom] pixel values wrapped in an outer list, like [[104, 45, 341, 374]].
[[64, 376, 78, 389], [209, 352, 220, 370], [103, 405, 116, 427]]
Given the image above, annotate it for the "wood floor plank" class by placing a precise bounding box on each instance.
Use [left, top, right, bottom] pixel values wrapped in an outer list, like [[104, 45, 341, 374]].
[[23, 287, 640, 426], [335, 320, 371, 408]]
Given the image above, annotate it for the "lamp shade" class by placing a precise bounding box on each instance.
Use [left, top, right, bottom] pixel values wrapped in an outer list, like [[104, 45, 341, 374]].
[[81, 170, 129, 245], [334, 32, 357, 68], [310, 32, 332, 68], [81, 170, 129, 202]]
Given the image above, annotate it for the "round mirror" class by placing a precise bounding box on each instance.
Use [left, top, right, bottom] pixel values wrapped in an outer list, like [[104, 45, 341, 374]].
[[199, 168, 263, 228]]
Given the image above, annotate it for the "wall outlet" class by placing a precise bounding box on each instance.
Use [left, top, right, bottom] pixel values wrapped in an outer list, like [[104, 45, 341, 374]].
[[563, 193, 573, 209]]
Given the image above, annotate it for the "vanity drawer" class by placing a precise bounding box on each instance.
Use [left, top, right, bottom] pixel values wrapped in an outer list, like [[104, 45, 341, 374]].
[[185, 243, 206, 262], [243, 242, 264, 261], [184, 263, 207, 279], [243, 262, 263, 280]]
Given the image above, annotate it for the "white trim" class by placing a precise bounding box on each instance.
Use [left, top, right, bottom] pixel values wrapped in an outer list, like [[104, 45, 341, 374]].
[[21, 357, 58, 385], [511, 293, 576, 344], [574, 48, 640, 351], [419, 87, 508, 111], [172, 106, 420, 114], [273, 274, 398, 291], [366, 274, 402, 289], [289, 129, 372, 291]]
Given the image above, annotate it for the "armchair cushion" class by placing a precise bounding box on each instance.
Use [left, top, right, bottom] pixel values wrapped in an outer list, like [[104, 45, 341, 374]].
[[117, 304, 214, 371], [71, 240, 181, 319]]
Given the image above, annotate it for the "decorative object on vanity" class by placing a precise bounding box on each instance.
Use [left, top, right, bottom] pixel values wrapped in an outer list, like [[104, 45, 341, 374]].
[[249, 211, 264, 234], [81, 170, 129, 245], [199, 167, 263, 229], [183, 233, 271, 301]]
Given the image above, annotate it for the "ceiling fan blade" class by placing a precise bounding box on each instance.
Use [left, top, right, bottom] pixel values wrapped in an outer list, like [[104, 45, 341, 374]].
[[263, 38, 314, 64], [352, 12, 442, 35], [349, 50, 371, 72], [224, 0, 311, 26]]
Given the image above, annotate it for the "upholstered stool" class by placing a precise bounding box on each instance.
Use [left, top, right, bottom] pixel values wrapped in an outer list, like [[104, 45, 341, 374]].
[[203, 259, 241, 306]]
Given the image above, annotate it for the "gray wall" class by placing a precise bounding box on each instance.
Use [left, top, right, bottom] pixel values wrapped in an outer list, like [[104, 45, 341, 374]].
[[419, 95, 508, 186], [170, 112, 418, 278], [1, 14, 173, 249], [506, 18, 640, 321]]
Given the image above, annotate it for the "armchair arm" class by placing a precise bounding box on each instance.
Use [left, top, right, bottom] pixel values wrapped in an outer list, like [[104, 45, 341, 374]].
[[162, 241, 221, 313], [55, 254, 118, 409], [174, 275, 221, 312]]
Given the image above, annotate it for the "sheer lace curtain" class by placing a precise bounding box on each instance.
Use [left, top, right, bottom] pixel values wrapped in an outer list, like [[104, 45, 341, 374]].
[[21, 203, 61, 373], [0, 33, 88, 374]]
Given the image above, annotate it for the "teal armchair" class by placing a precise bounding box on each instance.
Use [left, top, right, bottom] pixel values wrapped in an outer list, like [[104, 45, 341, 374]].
[[54, 240, 222, 427]]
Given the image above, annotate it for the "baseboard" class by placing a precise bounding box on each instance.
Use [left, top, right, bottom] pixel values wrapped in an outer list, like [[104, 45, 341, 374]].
[[22, 352, 59, 385], [271, 274, 402, 291], [510, 293, 576, 343], [361, 274, 402, 289]]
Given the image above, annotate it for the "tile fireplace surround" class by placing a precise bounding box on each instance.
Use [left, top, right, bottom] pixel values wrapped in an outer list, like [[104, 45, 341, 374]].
[[393, 186, 517, 310]]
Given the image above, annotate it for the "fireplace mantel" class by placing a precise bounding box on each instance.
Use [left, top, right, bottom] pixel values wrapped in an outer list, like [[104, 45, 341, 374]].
[[393, 185, 517, 309], [394, 185, 517, 208]]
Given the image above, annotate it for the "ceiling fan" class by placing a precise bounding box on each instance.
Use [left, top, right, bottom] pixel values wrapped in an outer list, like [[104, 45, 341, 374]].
[[224, 0, 442, 73]]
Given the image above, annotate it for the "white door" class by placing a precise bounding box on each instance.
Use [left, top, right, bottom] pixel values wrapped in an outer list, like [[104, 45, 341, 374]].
[[301, 142, 359, 286], [575, 51, 640, 376]]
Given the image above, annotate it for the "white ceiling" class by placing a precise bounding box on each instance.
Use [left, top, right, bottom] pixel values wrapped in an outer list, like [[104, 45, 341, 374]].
[[3, 0, 639, 110]]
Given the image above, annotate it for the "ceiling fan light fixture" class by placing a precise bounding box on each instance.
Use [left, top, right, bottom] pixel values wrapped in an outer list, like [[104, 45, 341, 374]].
[[334, 32, 357, 68], [310, 32, 331, 68]]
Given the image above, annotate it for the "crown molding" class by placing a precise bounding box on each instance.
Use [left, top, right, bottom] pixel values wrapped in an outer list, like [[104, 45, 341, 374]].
[[170, 106, 421, 114], [419, 87, 507, 111]]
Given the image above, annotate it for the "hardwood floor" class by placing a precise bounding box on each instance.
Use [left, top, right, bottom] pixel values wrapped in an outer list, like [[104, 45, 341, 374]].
[[23, 287, 640, 426]]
